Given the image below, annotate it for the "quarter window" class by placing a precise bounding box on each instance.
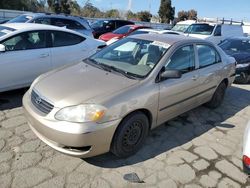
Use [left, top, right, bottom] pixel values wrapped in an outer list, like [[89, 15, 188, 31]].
[[197, 44, 221, 68], [2, 31, 46, 51], [166, 45, 195, 73], [51, 31, 84, 47]]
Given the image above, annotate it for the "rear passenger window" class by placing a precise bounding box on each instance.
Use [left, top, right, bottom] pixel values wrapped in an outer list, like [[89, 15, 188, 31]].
[[51, 18, 84, 29], [166, 45, 195, 73], [32, 18, 51, 25], [51, 31, 85, 47], [197, 44, 221, 68]]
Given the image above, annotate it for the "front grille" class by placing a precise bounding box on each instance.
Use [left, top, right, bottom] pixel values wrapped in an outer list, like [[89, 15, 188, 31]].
[[31, 90, 54, 115]]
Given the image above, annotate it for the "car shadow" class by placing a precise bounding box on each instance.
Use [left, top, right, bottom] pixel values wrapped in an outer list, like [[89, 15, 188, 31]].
[[0, 88, 28, 111], [84, 85, 250, 168]]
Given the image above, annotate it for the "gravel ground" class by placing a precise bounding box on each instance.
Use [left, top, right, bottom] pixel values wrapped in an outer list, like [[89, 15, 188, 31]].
[[0, 84, 250, 188]]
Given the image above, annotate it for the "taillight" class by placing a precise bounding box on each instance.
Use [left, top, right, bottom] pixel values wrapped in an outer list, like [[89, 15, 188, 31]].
[[243, 155, 250, 167]]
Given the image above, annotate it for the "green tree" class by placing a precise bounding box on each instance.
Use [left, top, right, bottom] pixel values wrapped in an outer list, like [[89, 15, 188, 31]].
[[80, 2, 104, 18], [177, 10, 188, 21], [126, 10, 137, 20], [69, 0, 81, 15], [158, 0, 175, 23], [105, 9, 120, 18], [187, 9, 197, 20], [0, 0, 45, 12], [137, 11, 152, 22], [60, 0, 70, 14]]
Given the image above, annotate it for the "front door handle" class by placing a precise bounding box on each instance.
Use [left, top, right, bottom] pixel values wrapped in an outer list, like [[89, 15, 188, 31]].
[[39, 54, 49, 58], [192, 75, 198, 80]]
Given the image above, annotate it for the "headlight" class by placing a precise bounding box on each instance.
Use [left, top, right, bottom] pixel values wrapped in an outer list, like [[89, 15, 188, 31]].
[[236, 63, 250, 68], [55, 104, 106, 123]]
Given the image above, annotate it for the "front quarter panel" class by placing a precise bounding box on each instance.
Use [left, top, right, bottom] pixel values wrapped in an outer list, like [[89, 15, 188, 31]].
[[91, 80, 159, 129]]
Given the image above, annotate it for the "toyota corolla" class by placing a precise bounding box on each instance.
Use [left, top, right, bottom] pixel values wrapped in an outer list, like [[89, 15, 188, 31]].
[[23, 34, 236, 158]]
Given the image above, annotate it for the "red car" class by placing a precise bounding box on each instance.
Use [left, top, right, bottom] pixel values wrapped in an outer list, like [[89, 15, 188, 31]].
[[99, 25, 151, 42]]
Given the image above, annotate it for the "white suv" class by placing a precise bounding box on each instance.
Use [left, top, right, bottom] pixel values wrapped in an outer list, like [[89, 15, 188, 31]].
[[185, 22, 244, 44]]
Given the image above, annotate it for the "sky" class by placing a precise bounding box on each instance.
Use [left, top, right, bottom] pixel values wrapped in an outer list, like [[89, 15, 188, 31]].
[[77, 0, 250, 21]]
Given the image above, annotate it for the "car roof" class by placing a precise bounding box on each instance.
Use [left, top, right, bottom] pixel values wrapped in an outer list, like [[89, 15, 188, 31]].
[[93, 19, 133, 22], [22, 13, 85, 20], [129, 33, 207, 45], [2, 23, 75, 31], [1, 23, 84, 38]]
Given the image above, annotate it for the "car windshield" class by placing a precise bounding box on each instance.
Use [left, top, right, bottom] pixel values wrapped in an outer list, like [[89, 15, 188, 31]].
[[129, 30, 149, 36], [0, 26, 16, 38], [113, 25, 133, 34], [91, 20, 109, 28], [8, 15, 33, 23], [172, 24, 190, 32], [219, 39, 250, 52], [86, 37, 170, 78], [185, 24, 215, 35]]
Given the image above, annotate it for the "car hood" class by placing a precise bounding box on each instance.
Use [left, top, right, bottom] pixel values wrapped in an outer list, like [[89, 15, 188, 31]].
[[99, 32, 123, 41], [224, 50, 250, 64], [34, 62, 139, 108], [185, 33, 209, 39]]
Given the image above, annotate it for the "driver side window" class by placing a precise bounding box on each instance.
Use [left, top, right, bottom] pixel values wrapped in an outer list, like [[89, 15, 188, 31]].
[[165, 45, 195, 73], [2, 31, 46, 51]]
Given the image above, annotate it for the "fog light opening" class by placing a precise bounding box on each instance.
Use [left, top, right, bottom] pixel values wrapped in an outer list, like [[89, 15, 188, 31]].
[[62, 146, 91, 152]]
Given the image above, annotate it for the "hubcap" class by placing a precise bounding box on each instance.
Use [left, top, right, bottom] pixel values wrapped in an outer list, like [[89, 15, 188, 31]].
[[122, 121, 143, 151]]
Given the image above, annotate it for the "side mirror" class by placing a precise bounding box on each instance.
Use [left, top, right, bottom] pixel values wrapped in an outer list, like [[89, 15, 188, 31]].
[[0, 44, 5, 52], [158, 69, 182, 82]]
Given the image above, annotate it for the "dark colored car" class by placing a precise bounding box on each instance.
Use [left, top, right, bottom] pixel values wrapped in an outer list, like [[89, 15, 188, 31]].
[[99, 25, 151, 42], [7, 13, 93, 37], [219, 37, 250, 84], [91, 19, 134, 38], [0, 19, 9, 24]]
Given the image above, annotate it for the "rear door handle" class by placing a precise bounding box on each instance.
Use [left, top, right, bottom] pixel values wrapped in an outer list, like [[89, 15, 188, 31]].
[[39, 54, 49, 58]]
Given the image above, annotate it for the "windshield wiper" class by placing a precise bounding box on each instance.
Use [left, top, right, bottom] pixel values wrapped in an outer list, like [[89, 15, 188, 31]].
[[99, 63, 138, 79], [84, 58, 112, 72]]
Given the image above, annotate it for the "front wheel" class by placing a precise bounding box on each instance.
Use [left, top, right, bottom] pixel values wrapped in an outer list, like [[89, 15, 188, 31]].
[[205, 82, 227, 109], [111, 112, 149, 158], [234, 73, 250, 84]]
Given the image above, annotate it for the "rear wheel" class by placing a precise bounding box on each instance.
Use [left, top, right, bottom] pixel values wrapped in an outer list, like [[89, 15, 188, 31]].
[[205, 82, 227, 109], [111, 112, 149, 158]]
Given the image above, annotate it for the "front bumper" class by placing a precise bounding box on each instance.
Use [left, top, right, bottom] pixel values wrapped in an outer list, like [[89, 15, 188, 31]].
[[22, 91, 121, 158]]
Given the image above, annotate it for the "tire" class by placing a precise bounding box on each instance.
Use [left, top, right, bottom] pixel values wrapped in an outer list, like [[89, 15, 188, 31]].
[[111, 112, 149, 158], [234, 73, 250, 84], [205, 82, 227, 109]]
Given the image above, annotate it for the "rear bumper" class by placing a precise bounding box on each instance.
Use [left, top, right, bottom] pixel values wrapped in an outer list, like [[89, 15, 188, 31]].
[[23, 91, 121, 158]]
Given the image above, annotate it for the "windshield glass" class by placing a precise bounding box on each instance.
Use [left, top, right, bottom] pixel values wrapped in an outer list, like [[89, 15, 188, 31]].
[[113, 25, 132, 34], [220, 39, 250, 52], [91, 20, 109, 28], [129, 30, 149, 36], [87, 38, 170, 78], [172, 24, 190, 32], [185, 24, 215, 35], [0, 26, 16, 38], [8, 15, 33, 23]]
